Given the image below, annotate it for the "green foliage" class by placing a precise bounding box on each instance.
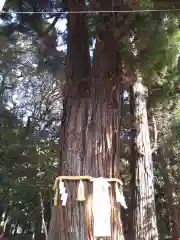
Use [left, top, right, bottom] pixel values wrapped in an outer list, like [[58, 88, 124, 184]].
[[0, 116, 58, 236], [0, 18, 62, 237]]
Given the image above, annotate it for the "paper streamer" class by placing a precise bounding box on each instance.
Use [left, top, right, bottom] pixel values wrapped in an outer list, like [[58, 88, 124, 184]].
[[0, 0, 6, 11], [116, 184, 127, 209], [92, 178, 111, 237]]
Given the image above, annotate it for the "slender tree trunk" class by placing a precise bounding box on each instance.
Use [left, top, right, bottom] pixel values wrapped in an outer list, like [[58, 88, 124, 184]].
[[40, 193, 48, 240], [157, 148, 180, 240], [131, 81, 158, 240], [48, 0, 126, 239], [34, 216, 42, 240], [128, 84, 137, 240]]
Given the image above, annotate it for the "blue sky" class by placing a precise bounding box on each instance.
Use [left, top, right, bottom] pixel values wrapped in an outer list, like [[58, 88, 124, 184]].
[[49, 17, 95, 57], [49, 18, 67, 51]]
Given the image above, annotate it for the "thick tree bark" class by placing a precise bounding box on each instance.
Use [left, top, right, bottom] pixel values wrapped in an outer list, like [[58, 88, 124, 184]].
[[48, 1, 125, 239], [131, 81, 158, 240]]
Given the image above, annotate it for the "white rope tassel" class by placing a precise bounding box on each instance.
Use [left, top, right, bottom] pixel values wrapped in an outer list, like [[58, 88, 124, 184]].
[[0, 0, 6, 11], [76, 180, 86, 201]]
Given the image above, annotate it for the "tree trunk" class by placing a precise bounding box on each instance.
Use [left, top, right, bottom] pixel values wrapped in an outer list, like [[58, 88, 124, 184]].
[[131, 81, 158, 240], [48, 1, 126, 239], [156, 148, 180, 240], [40, 193, 48, 240]]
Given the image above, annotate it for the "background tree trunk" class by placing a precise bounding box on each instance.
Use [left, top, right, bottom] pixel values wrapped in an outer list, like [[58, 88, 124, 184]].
[[132, 81, 158, 240], [157, 148, 180, 240]]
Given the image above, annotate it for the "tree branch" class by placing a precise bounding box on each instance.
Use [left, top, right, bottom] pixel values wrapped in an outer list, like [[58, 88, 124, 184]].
[[42, 16, 60, 37]]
